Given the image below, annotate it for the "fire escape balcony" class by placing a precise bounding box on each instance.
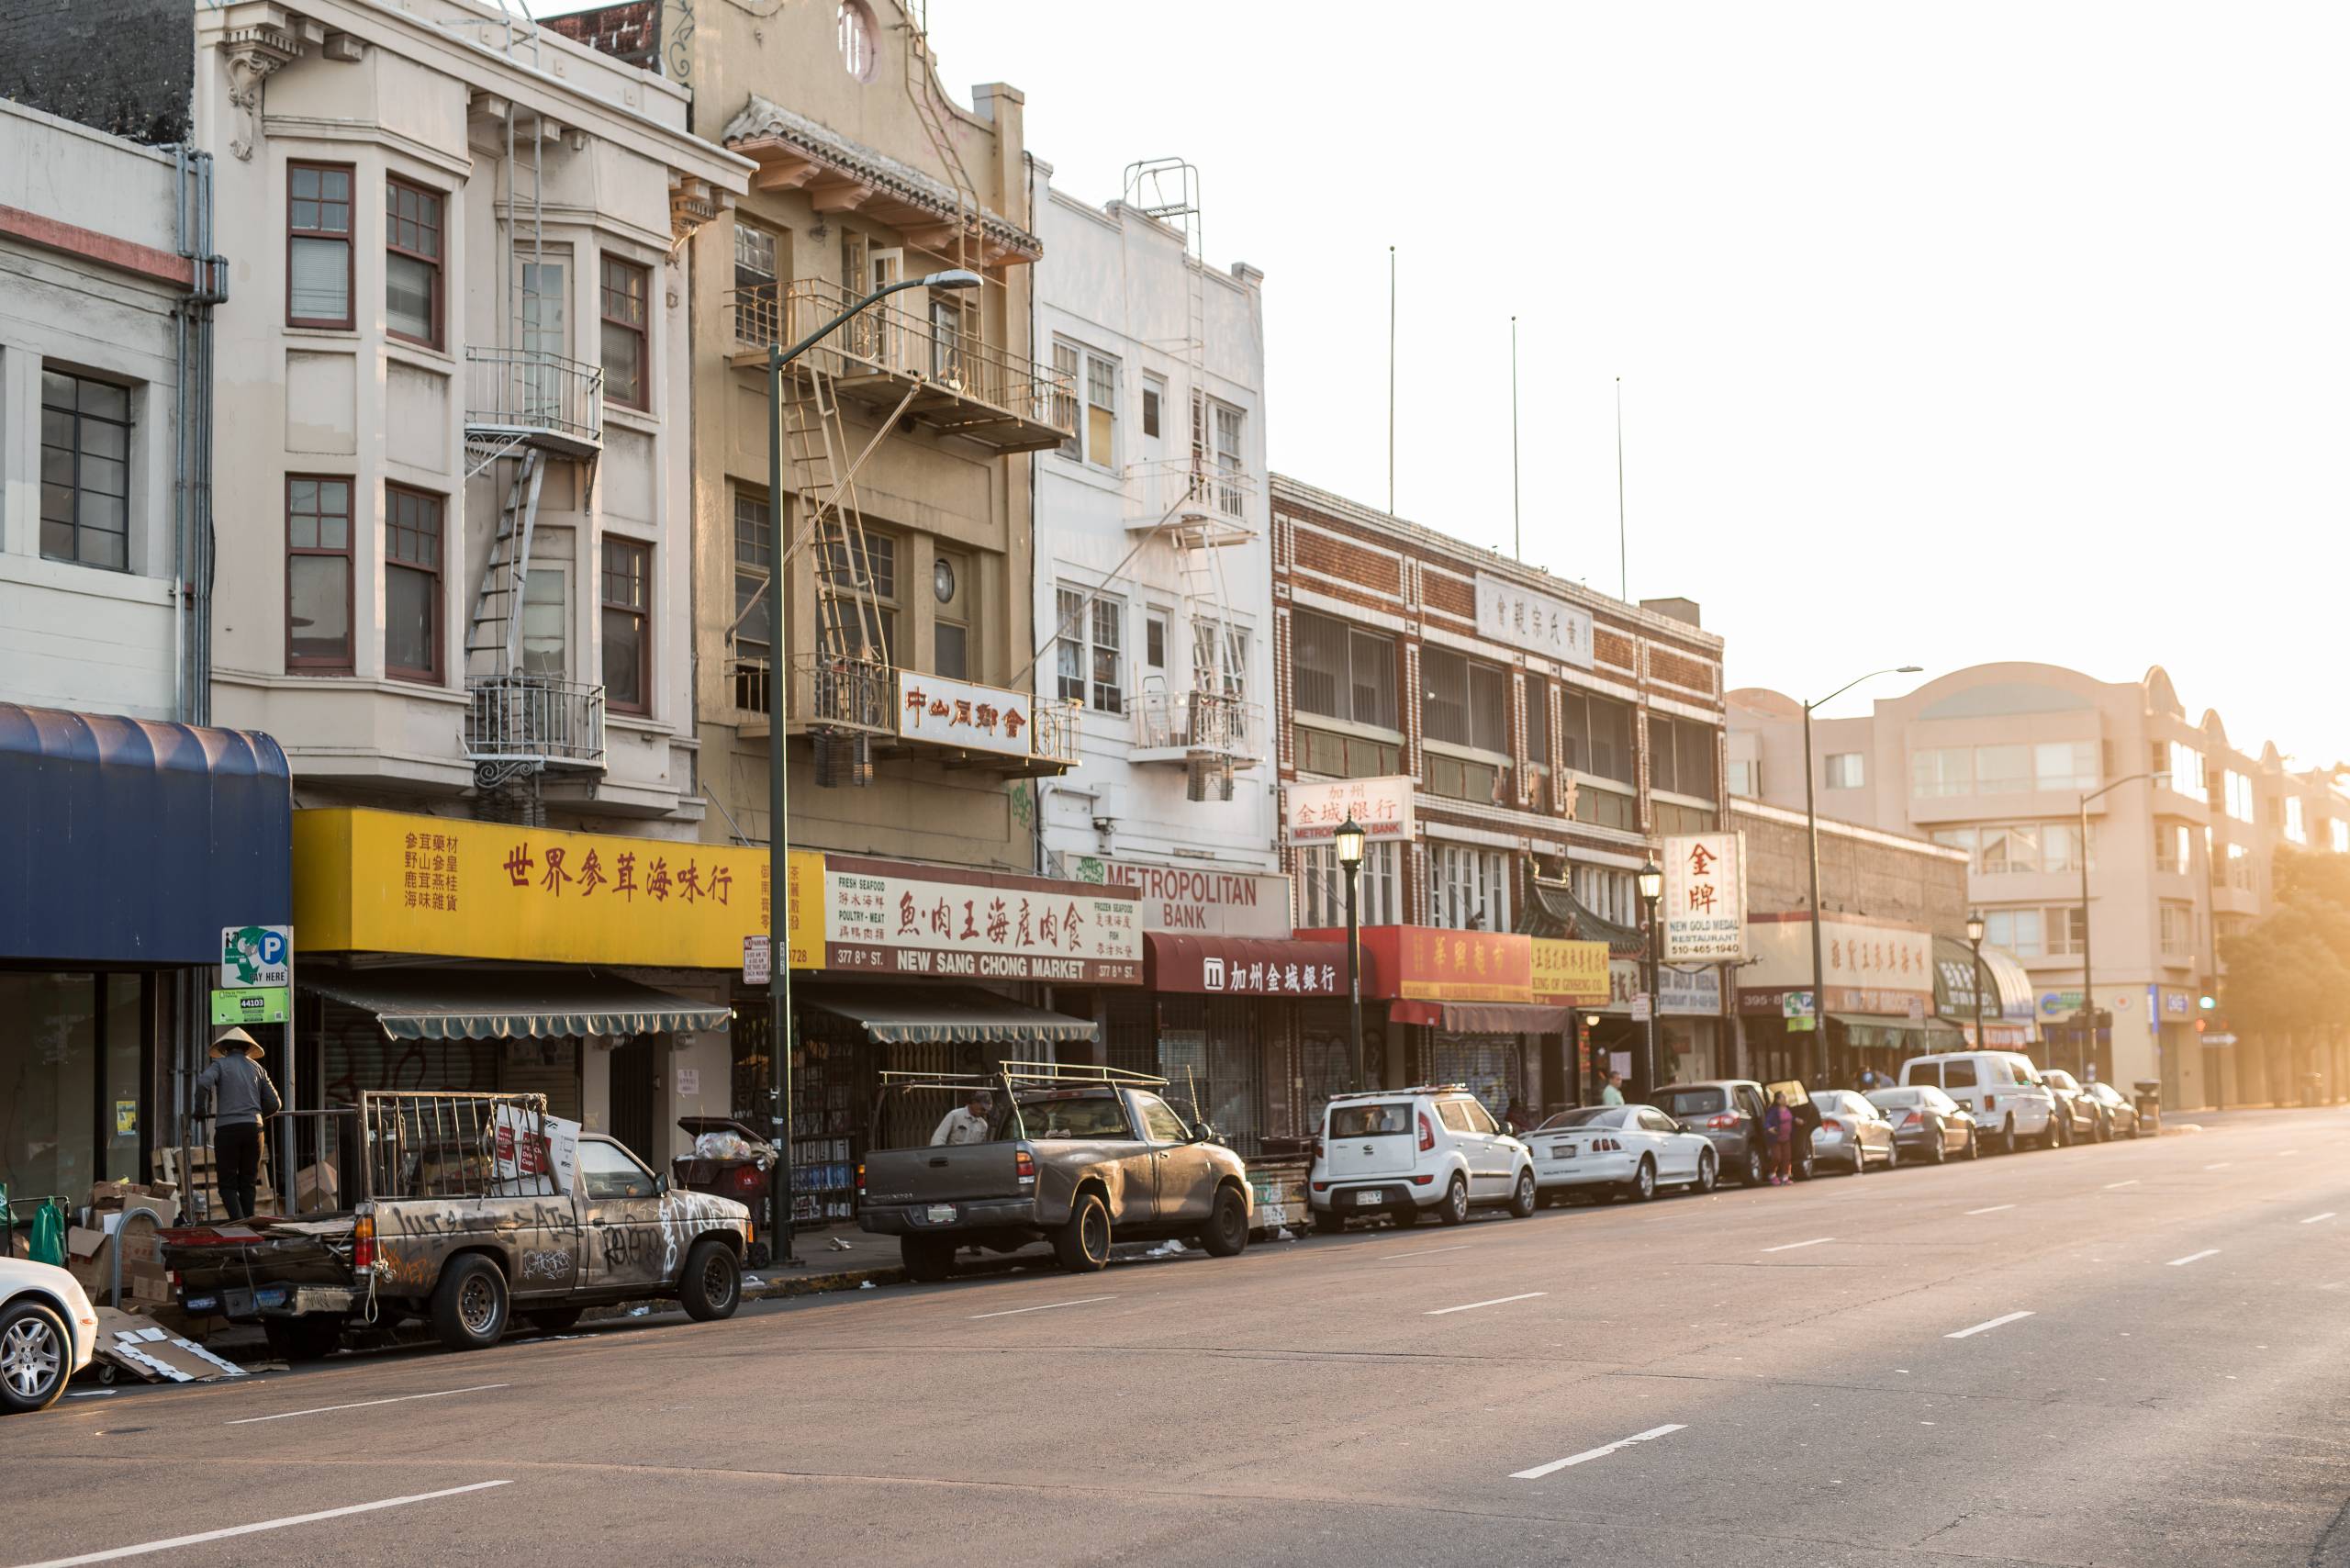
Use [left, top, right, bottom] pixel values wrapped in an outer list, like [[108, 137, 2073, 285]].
[[1131, 689, 1263, 768], [464, 674, 607, 778], [732, 655, 1082, 778], [463, 347, 605, 472], [727, 280, 1074, 454], [1121, 458, 1256, 546]]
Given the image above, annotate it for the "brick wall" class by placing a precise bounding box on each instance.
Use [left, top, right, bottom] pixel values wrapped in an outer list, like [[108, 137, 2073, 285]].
[[0, 0, 190, 144]]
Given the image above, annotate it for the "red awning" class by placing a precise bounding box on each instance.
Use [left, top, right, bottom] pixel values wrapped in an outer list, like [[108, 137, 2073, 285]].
[[1392, 1000, 1573, 1034], [1144, 934, 1350, 999]]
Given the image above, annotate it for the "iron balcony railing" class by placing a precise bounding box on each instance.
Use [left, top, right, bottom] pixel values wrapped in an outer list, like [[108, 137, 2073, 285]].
[[464, 673, 607, 768], [1028, 698, 1082, 767], [731, 279, 1074, 437], [785, 654, 894, 735], [1135, 688, 1260, 760], [464, 347, 604, 450], [1122, 456, 1257, 525]]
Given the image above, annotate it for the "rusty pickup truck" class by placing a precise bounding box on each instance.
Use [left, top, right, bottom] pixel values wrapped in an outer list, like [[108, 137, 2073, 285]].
[[162, 1091, 752, 1357], [858, 1065, 1254, 1281]]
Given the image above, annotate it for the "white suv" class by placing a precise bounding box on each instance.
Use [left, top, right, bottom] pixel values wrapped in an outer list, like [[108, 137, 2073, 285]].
[[1899, 1051, 2058, 1154], [1308, 1086, 1538, 1233]]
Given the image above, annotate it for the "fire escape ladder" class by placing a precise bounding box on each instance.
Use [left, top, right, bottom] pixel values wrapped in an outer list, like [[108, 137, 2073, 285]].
[[465, 446, 547, 679], [900, 1, 982, 267]]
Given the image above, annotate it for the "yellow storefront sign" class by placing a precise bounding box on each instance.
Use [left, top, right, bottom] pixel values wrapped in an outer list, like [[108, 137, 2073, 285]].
[[1531, 938, 1610, 1004], [294, 809, 820, 969]]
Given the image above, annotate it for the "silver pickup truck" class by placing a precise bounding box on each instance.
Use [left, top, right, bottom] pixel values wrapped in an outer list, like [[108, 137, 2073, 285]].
[[857, 1066, 1254, 1281]]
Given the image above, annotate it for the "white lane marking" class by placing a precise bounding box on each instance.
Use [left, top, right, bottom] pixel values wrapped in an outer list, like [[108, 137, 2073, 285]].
[[1427, 1291, 1547, 1316], [1946, 1311, 2035, 1339], [968, 1295, 1115, 1320], [2205, 1162, 2232, 1170], [1761, 1237, 1835, 1253], [2104, 1180, 2141, 1189], [1382, 1245, 1472, 1261], [1966, 1204, 2016, 1215], [226, 1383, 509, 1426], [1512, 1422, 1685, 1479], [2302, 1213, 2336, 1225], [2167, 1249, 2221, 1267], [12, 1481, 513, 1567]]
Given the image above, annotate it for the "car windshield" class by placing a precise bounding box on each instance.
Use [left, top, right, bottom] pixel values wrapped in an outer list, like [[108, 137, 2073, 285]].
[[1656, 1088, 1726, 1118], [1330, 1103, 1412, 1137], [2045, 1070, 2076, 1092], [1010, 1092, 1132, 1140], [1539, 1106, 1629, 1131]]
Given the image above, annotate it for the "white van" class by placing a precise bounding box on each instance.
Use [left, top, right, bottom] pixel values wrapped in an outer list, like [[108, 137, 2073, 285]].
[[1898, 1051, 2058, 1154]]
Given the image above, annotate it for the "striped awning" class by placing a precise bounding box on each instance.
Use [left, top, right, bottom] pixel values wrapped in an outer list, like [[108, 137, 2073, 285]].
[[308, 969, 732, 1041], [806, 990, 1099, 1046]]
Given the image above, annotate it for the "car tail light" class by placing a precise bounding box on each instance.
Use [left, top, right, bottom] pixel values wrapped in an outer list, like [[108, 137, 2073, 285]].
[[1309, 1137, 1323, 1163], [1984, 1093, 1997, 1111], [1411, 1173, 1433, 1185], [352, 1212, 375, 1272], [1901, 1111, 1922, 1128], [1707, 1114, 1739, 1129], [1312, 1181, 1329, 1193], [1014, 1149, 1036, 1182], [1819, 1118, 1843, 1134], [1417, 1113, 1435, 1152], [856, 1161, 866, 1197]]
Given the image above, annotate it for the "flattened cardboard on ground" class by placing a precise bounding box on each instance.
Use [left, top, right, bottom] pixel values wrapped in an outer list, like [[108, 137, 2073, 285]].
[[91, 1308, 249, 1383]]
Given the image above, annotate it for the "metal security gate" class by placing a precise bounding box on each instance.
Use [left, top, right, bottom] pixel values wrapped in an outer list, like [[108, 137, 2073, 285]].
[[608, 1036, 655, 1157]]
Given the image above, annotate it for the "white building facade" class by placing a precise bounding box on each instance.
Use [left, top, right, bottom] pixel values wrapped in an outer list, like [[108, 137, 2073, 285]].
[[1029, 162, 1273, 879]]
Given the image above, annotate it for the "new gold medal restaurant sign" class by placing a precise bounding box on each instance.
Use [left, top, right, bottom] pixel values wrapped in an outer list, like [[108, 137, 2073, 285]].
[[294, 808, 820, 967]]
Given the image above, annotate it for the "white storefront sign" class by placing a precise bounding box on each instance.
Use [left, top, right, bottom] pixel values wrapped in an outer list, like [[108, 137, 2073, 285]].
[[1080, 857, 1292, 937], [823, 859, 1143, 984], [1740, 916, 1933, 1014], [1473, 574, 1595, 668], [1284, 775, 1416, 846], [1605, 958, 1724, 1016], [1662, 833, 1746, 963], [895, 670, 1035, 757]]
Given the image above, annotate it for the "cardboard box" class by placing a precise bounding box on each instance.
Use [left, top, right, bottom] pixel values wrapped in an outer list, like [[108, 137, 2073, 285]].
[[294, 1162, 341, 1215]]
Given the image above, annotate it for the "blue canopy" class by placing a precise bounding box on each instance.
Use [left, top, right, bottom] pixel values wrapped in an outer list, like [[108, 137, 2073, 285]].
[[0, 703, 292, 965]]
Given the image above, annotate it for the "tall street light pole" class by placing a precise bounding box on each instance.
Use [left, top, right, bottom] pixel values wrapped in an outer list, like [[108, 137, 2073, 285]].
[[1638, 858, 1663, 1097], [764, 267, 981, 1266], [1966, 910, 1986, 1049], [1336, 816, 1368, 1093], [2075, 768, 2164, 1081], [1803, 666, 1921, 1082]]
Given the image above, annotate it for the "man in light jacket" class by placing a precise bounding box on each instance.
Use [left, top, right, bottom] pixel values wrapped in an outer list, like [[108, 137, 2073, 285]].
[[196, 1027, 282, 1219]]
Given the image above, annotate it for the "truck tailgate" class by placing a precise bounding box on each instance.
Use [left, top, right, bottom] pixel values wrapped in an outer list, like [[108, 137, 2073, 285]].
[[863, 1143, 1028, 1205]]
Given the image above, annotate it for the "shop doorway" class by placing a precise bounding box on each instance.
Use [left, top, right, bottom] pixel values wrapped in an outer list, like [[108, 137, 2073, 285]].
[[609, 1036, 656, 1157]]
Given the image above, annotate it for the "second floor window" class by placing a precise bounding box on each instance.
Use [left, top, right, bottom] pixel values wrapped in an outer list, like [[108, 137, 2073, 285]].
[[287, 162, 353, 328], [1421, 650, 1509, 753], [1524, 674, 1550, 770], [1824, 752, 1865, 789], [1649, 714, 1718, 800], [1212, 402, 1245, 514], [1432, 846, 1511, 931], [1055, 586, 1123, 712], [1291, 609, 1397, 730], [384, 485, 443, 681], [1560, 689, 1635, 786], [601, 537, 652, 713], [733, 490, 771, 711], [39, 368, 131, 571], [601, 257, 651, 409], [1294, 841, 1400, 927], [285, 476, 352, 670], [1054, 342, 1117, 466], [385, 178, 443, 347]]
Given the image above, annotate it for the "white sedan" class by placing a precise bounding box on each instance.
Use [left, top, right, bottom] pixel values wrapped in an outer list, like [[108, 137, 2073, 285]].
[[2, 1257, 98, 1414], [1526, 1103, 1719, 1204]]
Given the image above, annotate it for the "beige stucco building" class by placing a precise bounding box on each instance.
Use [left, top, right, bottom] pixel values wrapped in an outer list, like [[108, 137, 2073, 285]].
[[1729, 663, 2350, 1107]]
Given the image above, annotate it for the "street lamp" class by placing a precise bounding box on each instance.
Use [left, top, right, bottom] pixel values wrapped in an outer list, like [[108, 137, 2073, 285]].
[[1637, 858, 1664, 1097], [1335, 816, 1368, 1093], [1802, 666, 1922, 1082], [1965, 910, 1986, 1049], [763, 267, 983, 1265], [2074, 769, 2165, 1079]]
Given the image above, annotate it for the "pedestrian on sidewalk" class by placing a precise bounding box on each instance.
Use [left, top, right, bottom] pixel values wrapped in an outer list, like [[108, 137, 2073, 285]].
[[196, 1026, 281, 1220], [1765, 1092, 1796, 1185], [1600, 1072, 1627, 1107], [930, 1089, 994, 1147]]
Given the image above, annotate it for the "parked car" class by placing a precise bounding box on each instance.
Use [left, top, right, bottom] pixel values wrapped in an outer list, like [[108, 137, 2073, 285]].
[[0, 1257, 98, 1414], [1652, 1080, 1775, 1187], [1525, 1103, 1718, 1203], [1762, 1080, 1823, 1181], [2077, 1080, 2143, 1140], [1308, 1084, 1537, 1232], [2039, 1070, 2099, 1146], [1865, 1083, 1980, 1163], [1898, 1051, 2057, 1153], [1809, 1090, 1897, 1174], [859, 1067, 1254, 1277]]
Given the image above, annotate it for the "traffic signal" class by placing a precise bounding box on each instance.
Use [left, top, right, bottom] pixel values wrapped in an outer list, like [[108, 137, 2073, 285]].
[[2199, 994, 2217, 1012]]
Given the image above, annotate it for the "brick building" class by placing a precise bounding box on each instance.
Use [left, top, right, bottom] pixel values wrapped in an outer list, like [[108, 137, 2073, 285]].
[[1270, 475, 1728, 1114]]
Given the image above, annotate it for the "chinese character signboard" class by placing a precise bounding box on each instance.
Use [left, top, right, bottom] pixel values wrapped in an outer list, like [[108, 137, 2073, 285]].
[[1737, 913, 1932, 1014], [1094, 858, 1292, 937], [1284, 776, 1415, 846], [1605, 958, 1724, 1015], [1531, 938, 1610, 1004], [293, 809, 821, 969], [1391, 927, 1535, 1002], [1147, 935, 1347, 997], [896, 671, 1032, 758], [1662, 833, 1745, 962], [1473, 574, 1595, 668], [822, 856, 1142, 984]]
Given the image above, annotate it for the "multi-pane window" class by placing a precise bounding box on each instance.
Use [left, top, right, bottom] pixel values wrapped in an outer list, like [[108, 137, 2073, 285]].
[[600, 257, 651, 409], [2222, 769, 2255, 823], [1421, 649, 1509, 753], [1212, 402, 1245, 515], [733, 491, 771, 711], [1910, 747, 1973, 797], [520, 564, 566, 678], [819, 532, 896, 660], [1290, 610, 1398, 730], [2161, 741, 2207, 801], [1824, 752, 1866, 790], [1053, 341, 1118, 466], [601, 537, 652, 713], [384, 486, 443, 680], [1051, 342, 1080, 455], [1524, 675, 1550, 770], [1192, 618, 1248, 702], [285, 476, 352, 670], [39, 369, 131, 570], [2042, 822, 2093, 873], [1653, 801, 1717, 836], [733, 223, 778, 344], [2044, 905, 2087, 957], [1432, 846, 1511, 931], [1055, 587, 1123, 712], [2154, 821, 2193, 875], [2034, 741, 2098, 791], [2222, 842, 2255, 891], [286, 162, 353, 328], [1293, 842, 1400, 928], [385, 178, 443, 346], [1291, 726, 1402, 780], [2286, 796, 2307, 845], [1975, 745, 2031, 795], [1425, 753, 1503, 804], [1144, 610, 1169, 674], [1560, 689, 1635, 785], [1726, 757, 1760, 797], [1572, 866, 1638, 925], [1982, 824, 2042, 874], [1650, 715, 1718, 800], [2158, 902, 2194, 957], [1982, 908, 2044, 958]]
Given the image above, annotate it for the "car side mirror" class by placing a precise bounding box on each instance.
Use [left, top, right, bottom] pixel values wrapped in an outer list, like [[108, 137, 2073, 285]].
[[1190, 1121, 1219, 1144], [655, 1170, 670, 1196]]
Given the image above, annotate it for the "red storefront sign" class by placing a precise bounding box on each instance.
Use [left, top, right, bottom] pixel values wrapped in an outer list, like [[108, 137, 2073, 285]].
[[1144, 934, 1348, 997], [1296, 925, 1535, 1002]]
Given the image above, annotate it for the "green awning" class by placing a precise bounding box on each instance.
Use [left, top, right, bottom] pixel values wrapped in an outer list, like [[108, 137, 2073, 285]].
[[309, 969, 733, 1041], [807, 989, 1100, 1047]]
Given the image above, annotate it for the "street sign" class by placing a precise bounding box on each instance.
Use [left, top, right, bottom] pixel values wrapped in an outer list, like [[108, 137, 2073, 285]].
[[2203, 1033, 2237, 1047], [1629, 992, 1652, 1022], [210, 987, 289, 1025], [220, 924, 291, 989], [743, 935, 771, 986], [1783, 991, 1817, 1033]]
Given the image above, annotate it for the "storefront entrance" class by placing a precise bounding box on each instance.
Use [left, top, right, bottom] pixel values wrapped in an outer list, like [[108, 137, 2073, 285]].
[[0, 972, 152, 1208]]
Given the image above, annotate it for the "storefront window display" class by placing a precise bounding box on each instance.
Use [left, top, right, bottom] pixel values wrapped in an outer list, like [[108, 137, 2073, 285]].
[[1430, 1032, 1523, 1117], [1, 972, 148, 1205]]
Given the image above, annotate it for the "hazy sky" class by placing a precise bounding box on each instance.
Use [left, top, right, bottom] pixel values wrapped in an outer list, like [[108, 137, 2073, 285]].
[[559, 2, 2349, 762]]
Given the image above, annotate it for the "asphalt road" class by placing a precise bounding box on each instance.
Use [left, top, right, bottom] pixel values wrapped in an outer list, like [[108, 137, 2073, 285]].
[[6, 1106, 2348, 1568]]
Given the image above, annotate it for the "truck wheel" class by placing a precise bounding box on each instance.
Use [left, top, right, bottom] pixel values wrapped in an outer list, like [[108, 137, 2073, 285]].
[[0, 1299, 72, 1414], [901, 1234, 956, 1282], [431, 1255, 509, 1351], [680, 1238, 741, 1322], [523, 1308, 583, 1335], [262, 1316, 342, 1362], [1055, 1192, 1113, 1272], [1200, 1186, 1249, 1257]]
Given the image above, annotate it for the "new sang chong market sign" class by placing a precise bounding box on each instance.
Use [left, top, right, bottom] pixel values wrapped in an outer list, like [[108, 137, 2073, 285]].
[[822, 857, 1142, 984]]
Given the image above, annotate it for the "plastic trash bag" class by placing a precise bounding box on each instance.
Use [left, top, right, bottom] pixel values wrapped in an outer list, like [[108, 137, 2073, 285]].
[[29, 1198, 65, 1267]]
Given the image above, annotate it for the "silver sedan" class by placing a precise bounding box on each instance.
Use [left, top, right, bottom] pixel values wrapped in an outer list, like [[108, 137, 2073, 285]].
[[1809, 1090, 1897, 1174]]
